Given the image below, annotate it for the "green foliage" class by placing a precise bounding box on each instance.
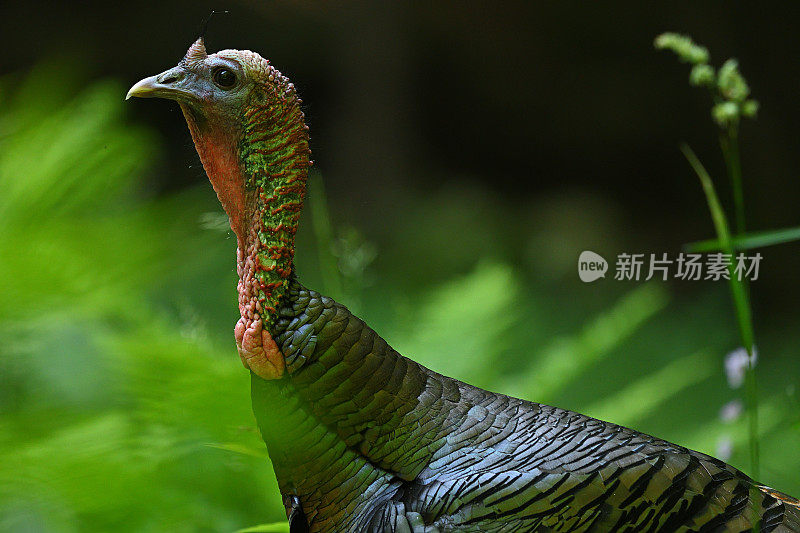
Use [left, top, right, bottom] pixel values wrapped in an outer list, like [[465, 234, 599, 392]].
[[654, 33, 709, 64], [392, 261, 521, 389], [655, 33, 800, 485], [0, 64, 284, 532], [689, 64, 715, 87], [236, 523, 289, 533], [686, 225, 800, 253], [717, 59, 750, 103], [680, 143, 760, 479], [655, 33, 758, 128], [657, 32, 769, 485]]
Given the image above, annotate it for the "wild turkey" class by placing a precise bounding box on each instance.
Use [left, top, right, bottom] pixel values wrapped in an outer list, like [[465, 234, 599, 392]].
[[127, 38, 800, 532]]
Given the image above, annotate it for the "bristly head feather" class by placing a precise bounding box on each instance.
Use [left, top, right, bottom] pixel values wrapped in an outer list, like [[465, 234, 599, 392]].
[[181, 37, 207, 68]]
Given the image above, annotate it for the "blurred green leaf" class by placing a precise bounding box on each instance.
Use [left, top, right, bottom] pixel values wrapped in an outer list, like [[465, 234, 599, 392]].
[[236, 522, 290, 533], [504, 283, 669, 402], [393, 261, 520, 389], [584, 351, 714, 426], [685, 226, 800, 252], [205, 442, 269, 459], [0, 62, 284, 532], [654, 33, 710, 64]]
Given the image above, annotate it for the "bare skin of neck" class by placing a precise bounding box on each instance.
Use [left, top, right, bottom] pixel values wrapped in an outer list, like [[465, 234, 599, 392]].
[[234, 206, 285, 380], [182, 106, 286, 380]]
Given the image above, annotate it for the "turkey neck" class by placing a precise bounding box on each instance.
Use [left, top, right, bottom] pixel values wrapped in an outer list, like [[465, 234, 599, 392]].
[[184, 88, 311, 380], [257, 280, 478, 485], [253, 280, 459, 529]]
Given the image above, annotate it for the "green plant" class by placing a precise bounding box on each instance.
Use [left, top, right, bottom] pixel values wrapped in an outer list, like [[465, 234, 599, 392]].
[[655, 31, 800, 491]]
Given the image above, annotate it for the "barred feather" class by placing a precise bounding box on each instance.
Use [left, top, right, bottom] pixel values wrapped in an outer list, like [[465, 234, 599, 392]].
[[251, 280, 800, 532]]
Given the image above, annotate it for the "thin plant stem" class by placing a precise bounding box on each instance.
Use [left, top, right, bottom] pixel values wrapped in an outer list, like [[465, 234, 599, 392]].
[[680, 144, 760, 481], [720, 125, 746, 235], [717, 124, 760, 487], [308, 172, 344, 299], [685, 225, 800, 253]]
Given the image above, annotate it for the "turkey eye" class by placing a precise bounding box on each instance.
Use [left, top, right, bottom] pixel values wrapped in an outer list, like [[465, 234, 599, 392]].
[[213, 68, 237, 89]]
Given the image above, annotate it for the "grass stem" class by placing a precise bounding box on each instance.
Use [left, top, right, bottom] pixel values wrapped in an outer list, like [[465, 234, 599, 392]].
[[308, 172, 344, 299], [720, 126, 746, 235], [680, 144, 760, 481]]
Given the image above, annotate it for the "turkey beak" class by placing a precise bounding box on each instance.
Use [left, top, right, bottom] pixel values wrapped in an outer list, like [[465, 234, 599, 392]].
[[126, 67, 196, 102]]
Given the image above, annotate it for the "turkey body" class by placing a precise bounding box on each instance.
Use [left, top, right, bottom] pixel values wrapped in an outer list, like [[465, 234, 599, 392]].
[[252, 279, 800, 533]]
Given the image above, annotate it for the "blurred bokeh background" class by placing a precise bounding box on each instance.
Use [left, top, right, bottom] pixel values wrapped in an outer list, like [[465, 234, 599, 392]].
[[1, 2, 798, 531]]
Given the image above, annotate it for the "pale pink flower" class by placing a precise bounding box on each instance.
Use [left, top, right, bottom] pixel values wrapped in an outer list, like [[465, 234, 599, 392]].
[[716, 437, 734, 461], [719, 400, 743, 422], [724, 347, 757, 389]]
